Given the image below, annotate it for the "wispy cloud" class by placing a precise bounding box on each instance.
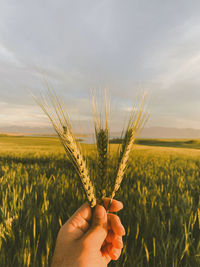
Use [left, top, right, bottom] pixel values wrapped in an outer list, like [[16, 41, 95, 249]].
[[0, 102, 49, 127], [0, 0, 200, 132], [0, 42, 22, 67]]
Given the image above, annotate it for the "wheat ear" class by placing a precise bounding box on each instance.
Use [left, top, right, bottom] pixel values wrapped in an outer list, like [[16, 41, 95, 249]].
[[92, 93, 110, 200], [110, 94, 149, 201], [31, 88, 97, 207]]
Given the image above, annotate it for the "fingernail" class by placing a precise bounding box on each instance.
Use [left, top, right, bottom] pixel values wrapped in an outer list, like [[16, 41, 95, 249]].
[[121, 226, 126, 235], [112, 249, 119, 259], [95, 205, 105, 219], [113, 253, 118, 259]]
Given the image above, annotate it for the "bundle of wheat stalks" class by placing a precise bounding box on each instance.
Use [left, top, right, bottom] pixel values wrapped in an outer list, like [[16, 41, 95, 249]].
[[33, 89, 148, 208]]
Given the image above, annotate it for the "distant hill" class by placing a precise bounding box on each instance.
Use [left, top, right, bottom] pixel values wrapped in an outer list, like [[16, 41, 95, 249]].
[[0, 125, 200, 139], [0, 126, 54, 136], [139, 127, 200, 139], [109, 138, 200, 149], [110, 127, 200, 139]]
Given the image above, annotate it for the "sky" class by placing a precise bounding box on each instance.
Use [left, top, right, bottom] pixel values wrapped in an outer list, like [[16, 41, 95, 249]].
[[0, 0, 200, 134]]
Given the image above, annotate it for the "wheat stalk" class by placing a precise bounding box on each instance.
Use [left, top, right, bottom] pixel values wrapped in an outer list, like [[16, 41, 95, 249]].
[[110, 94, 149, 202], [32, 82, 148, 209], [92, 92, 110, 200], [31, 87, 97, 208]]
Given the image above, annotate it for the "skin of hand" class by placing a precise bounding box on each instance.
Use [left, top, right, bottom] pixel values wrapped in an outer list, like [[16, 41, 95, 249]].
[[51, 198, 125, 267]]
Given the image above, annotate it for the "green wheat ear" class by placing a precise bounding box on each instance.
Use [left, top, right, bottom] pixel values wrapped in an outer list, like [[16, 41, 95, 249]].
[[110, 94, 149, 204], [92, 92, 110, 201], [31, 87, 97, 208]]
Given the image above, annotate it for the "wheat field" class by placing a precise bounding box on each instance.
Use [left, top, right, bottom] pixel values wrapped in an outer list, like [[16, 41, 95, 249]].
[[0, 136, 200, 266]]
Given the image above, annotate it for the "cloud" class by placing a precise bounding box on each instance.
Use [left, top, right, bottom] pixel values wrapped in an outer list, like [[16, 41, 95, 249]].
[[0, 42, 21, 66], [0, 101, 49, 127], [0, 0, 200, 130]]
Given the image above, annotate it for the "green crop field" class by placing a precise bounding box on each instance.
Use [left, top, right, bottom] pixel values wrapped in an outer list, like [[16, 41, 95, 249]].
[[0, 136, 200, 266]]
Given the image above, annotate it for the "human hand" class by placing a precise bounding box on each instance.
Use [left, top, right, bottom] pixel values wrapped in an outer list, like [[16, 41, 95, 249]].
[[51, 198, 125, 267]]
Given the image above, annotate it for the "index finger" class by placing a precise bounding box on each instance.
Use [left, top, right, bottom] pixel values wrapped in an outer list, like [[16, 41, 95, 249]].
[[103, 198, 123, 212]]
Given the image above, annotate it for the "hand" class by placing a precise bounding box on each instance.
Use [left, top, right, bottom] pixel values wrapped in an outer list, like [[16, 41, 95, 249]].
[[51, 198, 125, 267]]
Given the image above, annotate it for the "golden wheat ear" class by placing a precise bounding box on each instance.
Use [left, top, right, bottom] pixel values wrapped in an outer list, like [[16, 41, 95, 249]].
[[31, 88, 97, 208], [92, 91, 110, 201], [109, 93, 149, 203]]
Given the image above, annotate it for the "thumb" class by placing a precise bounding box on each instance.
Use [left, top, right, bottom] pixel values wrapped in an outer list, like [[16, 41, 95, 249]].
[[83, 205, 107, 249]]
